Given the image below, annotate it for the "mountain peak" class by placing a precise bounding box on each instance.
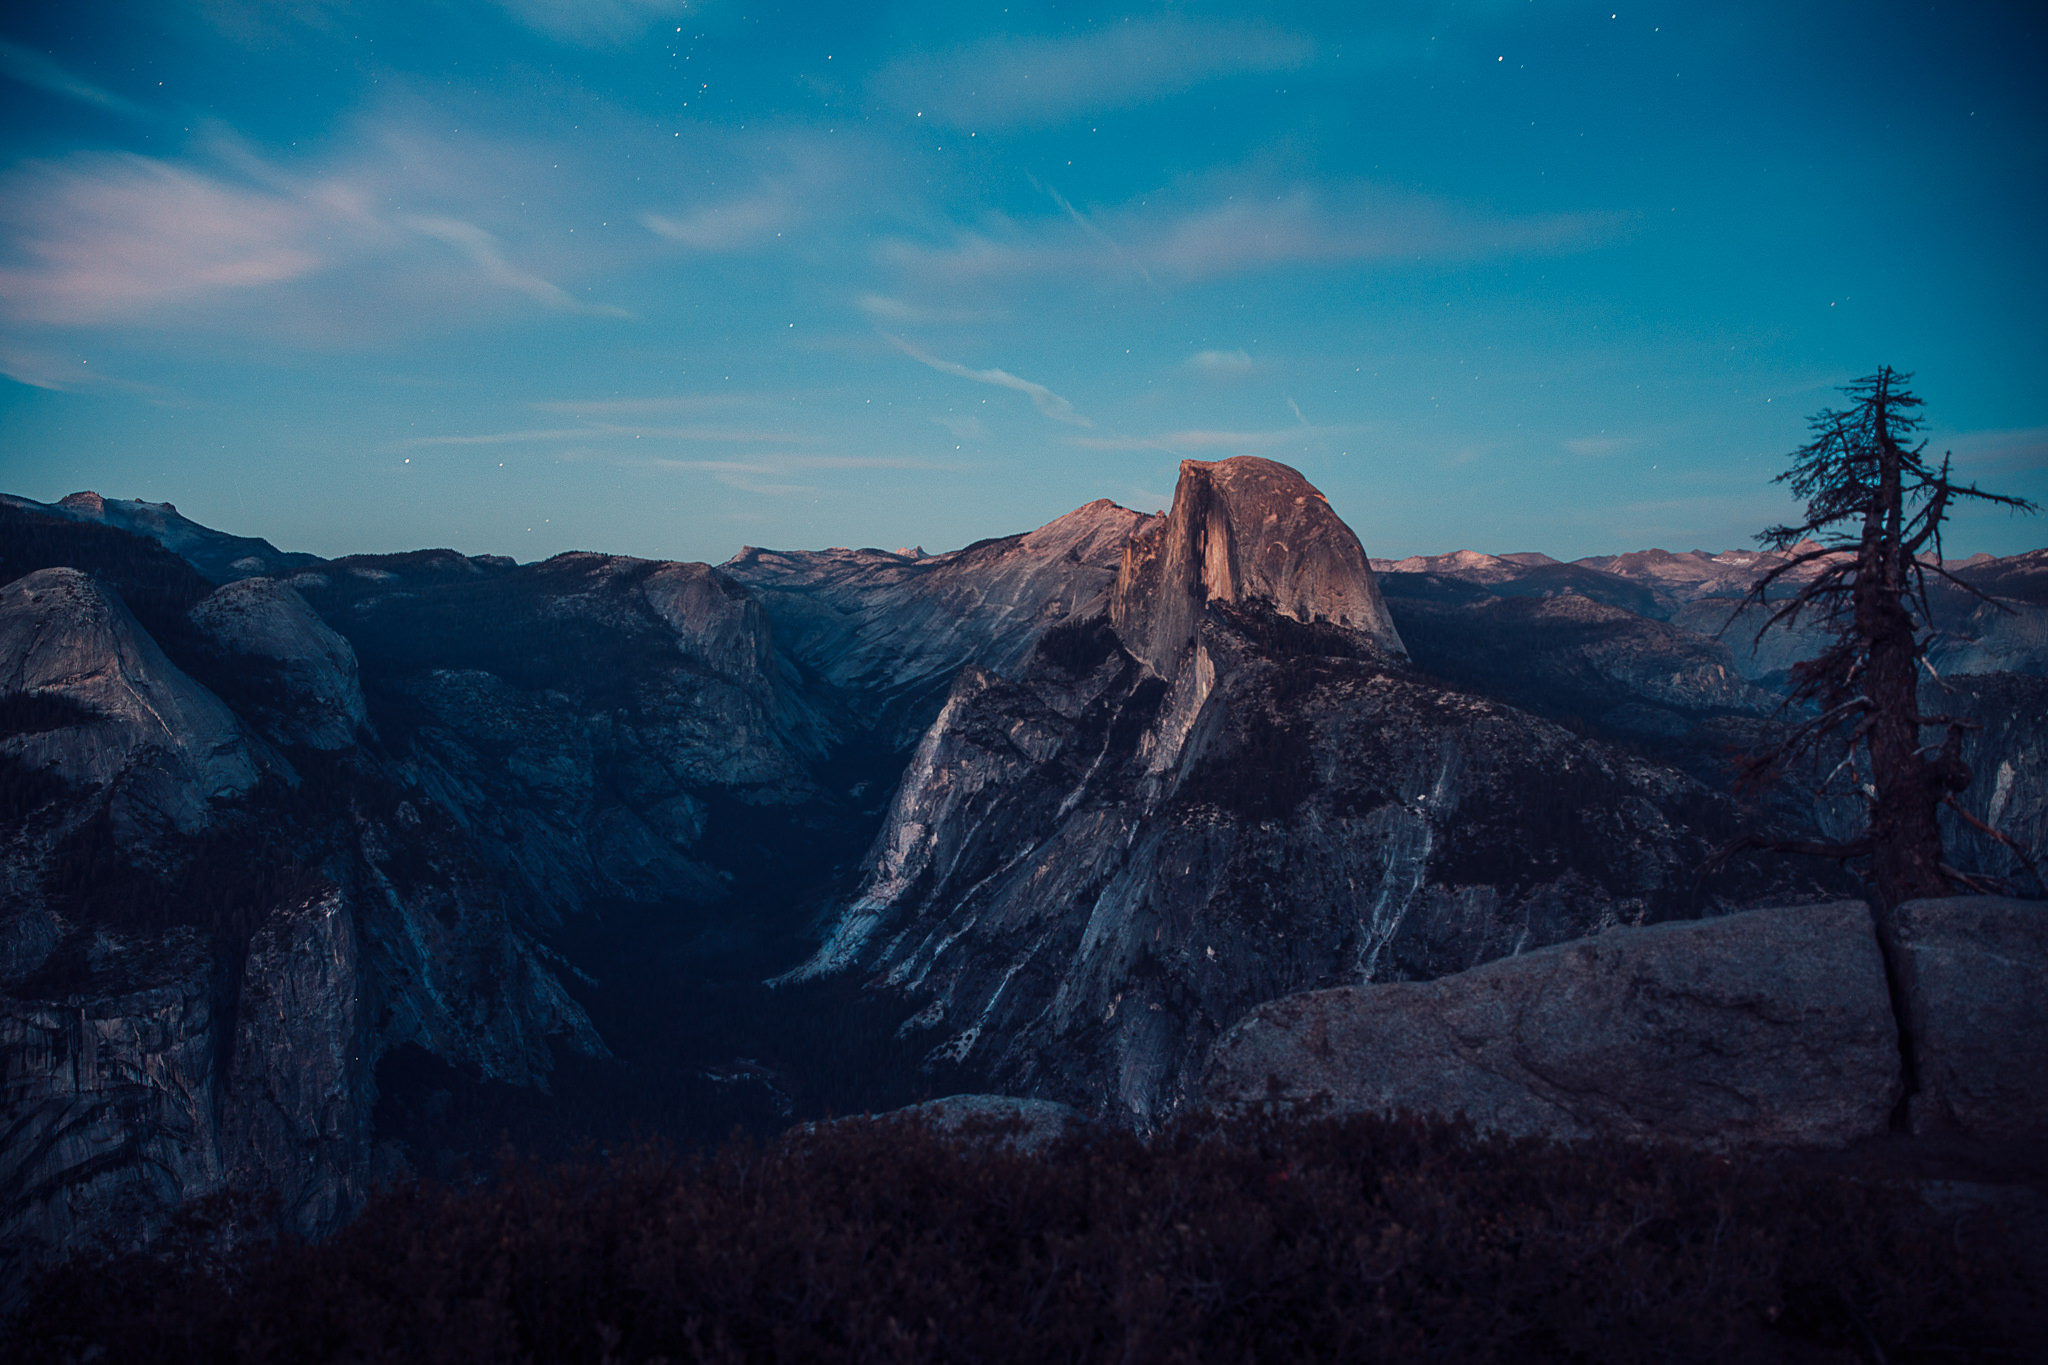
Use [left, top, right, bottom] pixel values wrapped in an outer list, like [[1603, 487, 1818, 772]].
[[1109, 456, 1404, 676]]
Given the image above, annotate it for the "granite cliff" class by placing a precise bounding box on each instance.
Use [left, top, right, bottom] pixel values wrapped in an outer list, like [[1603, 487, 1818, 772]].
[[784, 459, 1828, 1124]]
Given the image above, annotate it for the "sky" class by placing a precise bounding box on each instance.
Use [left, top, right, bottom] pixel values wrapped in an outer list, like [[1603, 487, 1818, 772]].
[[0, 1, 2042, 566]]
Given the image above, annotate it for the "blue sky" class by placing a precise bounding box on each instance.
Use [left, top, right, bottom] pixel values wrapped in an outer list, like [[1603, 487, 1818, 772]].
[[0, 1, 2042, 564]]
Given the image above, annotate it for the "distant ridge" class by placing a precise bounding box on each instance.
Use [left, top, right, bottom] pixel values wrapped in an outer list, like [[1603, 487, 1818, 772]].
[[2, 490, 321, 584]]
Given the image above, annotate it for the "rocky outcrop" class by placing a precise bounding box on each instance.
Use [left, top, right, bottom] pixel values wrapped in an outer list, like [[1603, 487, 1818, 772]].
[[1109, 457, 1404, 677], [0, 929, 225, 1289], [222, 884, 374, 1234], [0, 869, 603, 1291], [1884, 896, 2048, 1146], [726, 499, 1150, 744], [1937, 674, 2046, 895], [792, 459, 1807, 1125], [1202, 900, 1900, 1149], [281, 550, 841, 923], [190, 576, 371, 750], [1, 567, 266, 836], [859, 1094, 1084, 1153]]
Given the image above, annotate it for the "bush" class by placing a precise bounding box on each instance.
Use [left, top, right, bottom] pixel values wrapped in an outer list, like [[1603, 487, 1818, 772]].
[[7, 1109, 2025, 1364]]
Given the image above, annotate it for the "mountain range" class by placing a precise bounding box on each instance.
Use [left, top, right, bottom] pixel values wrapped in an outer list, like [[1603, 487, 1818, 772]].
[[2, 462, 2041, 1283]]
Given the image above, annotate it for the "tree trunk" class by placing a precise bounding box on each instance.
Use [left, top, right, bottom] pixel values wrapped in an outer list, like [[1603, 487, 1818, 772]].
[[1858, 376, 1954, 908]]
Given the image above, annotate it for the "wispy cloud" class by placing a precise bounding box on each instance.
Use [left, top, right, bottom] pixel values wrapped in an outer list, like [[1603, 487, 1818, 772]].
[[611, 452, 965, 497], [855, 293, 1000, 325], [888, 335, 1091, 427], [0, 39, 152, 118], [882, 181, 1624, 286], [0, 155, 322, 325], [1936, 426, 2048, 479], [530, 395, 756, 415], [0, 340, 171, 396], [402, 215, 630, 316], [1033, 175, 1153, 287], [876, 19, 1314, 128], [933, 413, 985, 439], [1564, 434, 1633, 457], [489, 0, 693, 47], [1188, 348, 1258, 377], [401, 423, 807, 448], [0, 100, 662, 338], [643, 144, 856, 254], [643, 194, 793, 251]]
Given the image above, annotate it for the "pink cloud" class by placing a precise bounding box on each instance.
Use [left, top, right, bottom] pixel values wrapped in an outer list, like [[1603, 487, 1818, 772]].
[[0, 155, 322, 325]]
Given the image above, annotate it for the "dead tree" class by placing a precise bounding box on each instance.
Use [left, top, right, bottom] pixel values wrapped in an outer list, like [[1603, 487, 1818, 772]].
[[1727, 367, 2036, 908]]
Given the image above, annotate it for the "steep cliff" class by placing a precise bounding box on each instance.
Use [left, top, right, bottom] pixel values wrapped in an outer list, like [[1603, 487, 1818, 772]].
[[792, 458, 1811, 1124], [0, 522, 610, 1285], [1109, 457, 1404, 676]]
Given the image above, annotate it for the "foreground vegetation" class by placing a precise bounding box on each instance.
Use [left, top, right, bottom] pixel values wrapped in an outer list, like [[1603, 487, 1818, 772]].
[[8, 1110, 2035, 1363]]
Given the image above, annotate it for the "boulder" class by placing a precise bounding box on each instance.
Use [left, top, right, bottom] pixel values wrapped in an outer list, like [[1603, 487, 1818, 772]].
[[1202, 901, 1900, 1149], [1885, 896, 2048, 1146]]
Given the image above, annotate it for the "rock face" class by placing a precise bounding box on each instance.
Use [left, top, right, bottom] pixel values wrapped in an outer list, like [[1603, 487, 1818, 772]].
[[1, 567, 266, 836], [1938, 675, 2047, 895], [222, 884, 372, 1234], [1884, 896, 2048, 1146], [286, 549, 839, 923], [189, 576, 371, 750], [1202, 901, 1901, 1150], [862, 1094, 1084, 1153], [1383, 583, 1779, 755], [726, 498, 1150, 744], [3, 473, 2039, 1276], [790, 458, 1808, 1125], [1109, 457, 1404, 677], [0, 930, 225, 1288]]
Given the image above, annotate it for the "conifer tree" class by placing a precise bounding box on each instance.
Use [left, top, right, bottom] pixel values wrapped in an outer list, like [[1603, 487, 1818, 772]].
[[1732, 367, 2036, 907]]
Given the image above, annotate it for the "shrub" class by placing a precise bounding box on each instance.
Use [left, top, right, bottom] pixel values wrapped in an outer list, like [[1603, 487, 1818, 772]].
[[7, 1109, 2025, 1364]]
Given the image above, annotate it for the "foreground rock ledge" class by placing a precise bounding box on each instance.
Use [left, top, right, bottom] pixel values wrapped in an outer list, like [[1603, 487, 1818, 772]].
[[1886, 895, 2048, 1145], [1202, 900, 1900, 1149]]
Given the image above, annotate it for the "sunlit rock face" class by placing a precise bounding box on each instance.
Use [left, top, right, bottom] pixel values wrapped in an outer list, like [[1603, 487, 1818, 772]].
[[726, 498, 1151, 746], [793, 458, 1800, 1125], [1, 567, 265, 836], [1109, 456, 1405, 678]]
